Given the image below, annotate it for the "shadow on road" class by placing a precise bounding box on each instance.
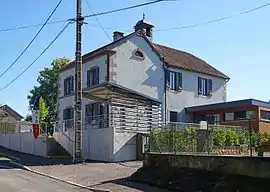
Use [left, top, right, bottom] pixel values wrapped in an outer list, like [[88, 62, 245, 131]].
[[87, 177, 171, 192], [0, 146, 73, 167]]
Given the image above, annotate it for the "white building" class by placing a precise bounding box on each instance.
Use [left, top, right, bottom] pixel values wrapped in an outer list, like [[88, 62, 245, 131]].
[[55, 17, 229, 162]]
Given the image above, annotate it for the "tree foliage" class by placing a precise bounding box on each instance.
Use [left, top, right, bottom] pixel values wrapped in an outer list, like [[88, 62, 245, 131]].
[[39, 97, 49, 122], [27, 57, 71, 132]]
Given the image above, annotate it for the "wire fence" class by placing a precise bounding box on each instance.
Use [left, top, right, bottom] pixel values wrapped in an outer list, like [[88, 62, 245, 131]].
[[146, 122, 269, 157]]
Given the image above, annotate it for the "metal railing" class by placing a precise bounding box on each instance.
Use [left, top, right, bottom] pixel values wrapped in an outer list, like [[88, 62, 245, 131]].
[[147, 122, 259, 156]]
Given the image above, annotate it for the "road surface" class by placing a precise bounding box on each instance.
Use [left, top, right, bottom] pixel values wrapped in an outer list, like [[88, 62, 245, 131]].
[[0, 157, 91, 192]]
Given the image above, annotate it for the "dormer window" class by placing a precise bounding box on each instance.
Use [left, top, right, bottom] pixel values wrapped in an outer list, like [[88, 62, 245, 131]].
[[135, 50, 144, 58]]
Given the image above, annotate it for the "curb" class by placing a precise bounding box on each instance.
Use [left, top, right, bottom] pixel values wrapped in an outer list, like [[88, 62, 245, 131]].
[[10, 161, 112, 192], [0, 152, 20, 161]]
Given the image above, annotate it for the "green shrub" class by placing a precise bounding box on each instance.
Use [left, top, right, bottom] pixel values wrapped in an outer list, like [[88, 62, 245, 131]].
[[225, 128, 239, 146], [212, 128, 226, 147]]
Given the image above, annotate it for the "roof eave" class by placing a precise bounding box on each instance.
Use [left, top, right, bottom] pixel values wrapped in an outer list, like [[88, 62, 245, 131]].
[[165, 63, 230, 80]]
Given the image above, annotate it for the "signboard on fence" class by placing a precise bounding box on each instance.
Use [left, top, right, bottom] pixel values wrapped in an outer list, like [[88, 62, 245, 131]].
[[200, 121, 207, 130]]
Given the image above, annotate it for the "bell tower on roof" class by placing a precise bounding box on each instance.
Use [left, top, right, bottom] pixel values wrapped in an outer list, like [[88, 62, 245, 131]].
[[134, 13, 154, 41]]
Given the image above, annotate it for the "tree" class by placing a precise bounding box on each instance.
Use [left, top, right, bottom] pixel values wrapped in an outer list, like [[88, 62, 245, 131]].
[[25, 114, 32, 122], [39, 97, 49, 122], [27, 57, 71, 133]]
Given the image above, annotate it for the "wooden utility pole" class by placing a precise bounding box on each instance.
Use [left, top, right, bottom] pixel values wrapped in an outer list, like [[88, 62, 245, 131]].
[[74, 0, 84, 163]]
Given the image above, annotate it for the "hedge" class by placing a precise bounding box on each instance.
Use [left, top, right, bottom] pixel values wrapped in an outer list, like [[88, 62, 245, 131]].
[[149, 127, 270, 153]]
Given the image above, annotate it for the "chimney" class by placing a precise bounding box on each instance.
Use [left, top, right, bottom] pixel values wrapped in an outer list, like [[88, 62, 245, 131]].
[[113, 31, 124, 41]]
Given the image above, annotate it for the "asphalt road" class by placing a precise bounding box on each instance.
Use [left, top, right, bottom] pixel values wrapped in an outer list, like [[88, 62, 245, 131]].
[[0, 157, 91, 192]]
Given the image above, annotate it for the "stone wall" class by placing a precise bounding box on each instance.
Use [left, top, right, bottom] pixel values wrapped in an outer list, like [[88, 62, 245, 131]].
[[143, 153, 270, 178]]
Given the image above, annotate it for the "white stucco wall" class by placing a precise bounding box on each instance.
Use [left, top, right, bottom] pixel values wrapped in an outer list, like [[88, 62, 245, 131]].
[[166, 67, 227, 122], [112, 35, 165, 115], [56, 34, 228, 162], [58, 55, 107, 122]]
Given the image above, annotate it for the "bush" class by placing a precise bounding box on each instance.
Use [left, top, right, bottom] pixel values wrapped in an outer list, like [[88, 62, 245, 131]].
[[225, 128, 239, 146], [212, 128, 226, 147]]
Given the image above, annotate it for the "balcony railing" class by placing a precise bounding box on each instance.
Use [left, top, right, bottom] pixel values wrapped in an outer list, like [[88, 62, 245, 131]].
[[84, 114, 110, 129]]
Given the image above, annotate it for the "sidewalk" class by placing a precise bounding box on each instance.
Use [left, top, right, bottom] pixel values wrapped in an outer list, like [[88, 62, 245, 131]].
[[0, 146, 169, 192]]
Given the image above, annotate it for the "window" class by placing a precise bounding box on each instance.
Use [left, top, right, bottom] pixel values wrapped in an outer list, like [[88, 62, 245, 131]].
[[224, 111, 255, 121], [261, 110, 270, 120], [169, 111, 178, 122], [198, 77, 212, 96], [87, 67, 99, 87], [85, 102, 105, 127], [135, 50, 144, 58], [167, 71, 182, 91], [63, 108, 74, 120], [234, 111, 246, 120], [194, 114, 220, 125], [64, 76, 74, 96], [133, 49, 144, 59], [225, 112, 234, 121], [63, 107, 74, 129]]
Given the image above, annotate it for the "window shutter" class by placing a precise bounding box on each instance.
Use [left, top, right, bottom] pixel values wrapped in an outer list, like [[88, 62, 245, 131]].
[[85, 104, 89, 117], [71, 108, 74, 119], [71, 76, 74, 92], [208, 79, 212, 95], [64, 79, 67, 95], [198, 77, 202, 94], [178, 73, 182, 90], [95, 67, 99, 85], [166, 70, 170, 87], [63, 109, 66, 120], [87, 70, 90, 87]]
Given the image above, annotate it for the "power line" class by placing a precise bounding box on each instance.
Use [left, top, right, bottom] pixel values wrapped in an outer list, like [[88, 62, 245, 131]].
[[0, 20, 68, 33], [83, 0, 175, 19], [84, 0, 112, 41], [0, 22, 71, 92], [0, 0, 173, 33], [155, 2, 270, 32], [0, 0, 63, 79]]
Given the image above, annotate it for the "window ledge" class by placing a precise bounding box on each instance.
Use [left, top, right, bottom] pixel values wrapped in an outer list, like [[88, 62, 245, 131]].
[[260, 119, 270, 123], [167, 87, 182, 93], [59, 93, 75, 99], [198, 94, 212, 98]]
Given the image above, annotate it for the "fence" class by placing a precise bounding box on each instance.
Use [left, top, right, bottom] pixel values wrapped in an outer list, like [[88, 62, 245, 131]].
[[0, 121, 48, 157], [147, 122, 266, 156]]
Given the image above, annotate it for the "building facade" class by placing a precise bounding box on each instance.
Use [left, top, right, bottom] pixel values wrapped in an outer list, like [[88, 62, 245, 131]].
[[186, 99, 270, 132], [58, 17, 229, 126], [55, 17, 230, 161]]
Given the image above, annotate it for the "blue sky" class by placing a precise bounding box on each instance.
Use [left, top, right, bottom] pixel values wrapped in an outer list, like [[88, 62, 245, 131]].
[[0, 0, 269, 117]]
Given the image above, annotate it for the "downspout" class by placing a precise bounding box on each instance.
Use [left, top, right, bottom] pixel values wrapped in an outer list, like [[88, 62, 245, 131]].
[[162, 57, 167, 123]]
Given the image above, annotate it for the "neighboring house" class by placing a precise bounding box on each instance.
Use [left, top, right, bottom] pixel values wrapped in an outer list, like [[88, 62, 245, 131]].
[[58, 17, 229, 125], [0, 104, 23, 134], [0, 104, 23, 122], [56, 17, 229, 161], [186, 99, 270, 132]]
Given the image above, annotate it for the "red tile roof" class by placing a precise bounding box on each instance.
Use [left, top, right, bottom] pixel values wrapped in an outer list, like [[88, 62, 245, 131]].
[[153, 43, 229, 79]]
